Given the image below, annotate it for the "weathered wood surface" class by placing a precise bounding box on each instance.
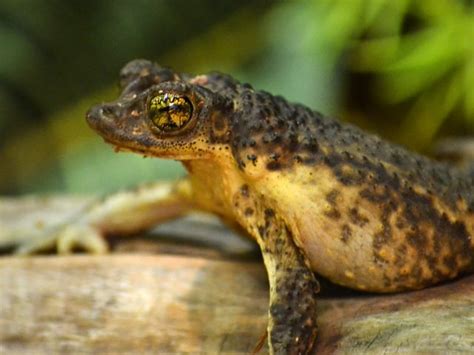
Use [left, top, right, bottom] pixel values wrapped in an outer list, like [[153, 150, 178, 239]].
[[1, 197, 473, 354]]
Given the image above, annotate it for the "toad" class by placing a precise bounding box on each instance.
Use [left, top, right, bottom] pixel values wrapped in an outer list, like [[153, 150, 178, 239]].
[[10, 60, 474, 354]]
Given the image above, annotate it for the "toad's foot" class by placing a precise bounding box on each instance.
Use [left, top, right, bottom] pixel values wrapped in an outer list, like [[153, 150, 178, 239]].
[[4, 180, 193, 255], [14, 224, 108, 255]]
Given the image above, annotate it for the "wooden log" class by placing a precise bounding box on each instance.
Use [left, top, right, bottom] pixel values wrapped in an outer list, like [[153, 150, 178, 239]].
[[0, 254, 268, 354], [1, 254, 473, 354], [0, 196, 473, 353]]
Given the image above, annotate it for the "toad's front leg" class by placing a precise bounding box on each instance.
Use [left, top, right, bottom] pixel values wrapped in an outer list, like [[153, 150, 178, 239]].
[[255, 209, 320, 354]]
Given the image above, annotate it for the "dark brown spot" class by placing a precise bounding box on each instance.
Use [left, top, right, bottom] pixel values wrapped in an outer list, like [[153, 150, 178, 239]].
[[247, 154, 257, 165], [407, 231, 428, 249], [325, 190, 339, 206], [267, 161, 282, 171], [240, 184, 249, 198], [341, 224, 352, 243], [265, 208, 275, 218], [348, 207, 369, 227], [244, 207, 254, 216], [324, 208, 341, 220]]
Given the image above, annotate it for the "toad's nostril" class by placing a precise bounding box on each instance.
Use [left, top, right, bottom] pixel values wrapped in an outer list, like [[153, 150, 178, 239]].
[[102, 105, 115, 117], [86, 104, 115, 129]]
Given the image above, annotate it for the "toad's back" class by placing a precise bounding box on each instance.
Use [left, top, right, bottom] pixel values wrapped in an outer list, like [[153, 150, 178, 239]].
[[227, 88, 474, 292]]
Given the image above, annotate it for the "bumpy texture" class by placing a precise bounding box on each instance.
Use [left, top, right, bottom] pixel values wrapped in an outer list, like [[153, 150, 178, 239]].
[[87, 59, 474, 354], [200, 75, 474, 291], [229, 85, 473, 210], [237, 93, 471, 286]]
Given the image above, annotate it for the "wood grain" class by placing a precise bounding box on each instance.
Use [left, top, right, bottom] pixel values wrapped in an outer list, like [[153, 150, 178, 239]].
[[1, 254, 473, 354]]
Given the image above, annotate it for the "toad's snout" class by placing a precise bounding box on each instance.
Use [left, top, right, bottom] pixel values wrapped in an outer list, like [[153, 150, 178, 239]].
[[86, 103, 119, 134], [85, 101, 159, 153], [86, 103, 112, 120]]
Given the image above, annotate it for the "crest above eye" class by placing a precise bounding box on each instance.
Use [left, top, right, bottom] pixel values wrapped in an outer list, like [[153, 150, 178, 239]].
[[148, 93, 193, 132]]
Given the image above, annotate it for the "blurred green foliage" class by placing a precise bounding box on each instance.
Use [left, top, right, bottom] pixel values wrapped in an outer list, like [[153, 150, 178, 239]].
[[251, 0, 473, 145], [348, 0, 474, 146], [0, 0, 472, 195]]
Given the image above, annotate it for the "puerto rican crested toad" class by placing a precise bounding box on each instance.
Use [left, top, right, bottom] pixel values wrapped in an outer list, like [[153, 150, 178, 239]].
[[12, 60, 474, 354]]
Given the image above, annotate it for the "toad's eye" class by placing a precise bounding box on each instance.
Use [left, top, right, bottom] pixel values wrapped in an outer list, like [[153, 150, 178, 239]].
[[148, 94, 193, 132]]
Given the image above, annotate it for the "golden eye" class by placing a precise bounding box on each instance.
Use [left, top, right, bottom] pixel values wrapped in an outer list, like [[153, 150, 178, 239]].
[[148, 93, 193, 132]]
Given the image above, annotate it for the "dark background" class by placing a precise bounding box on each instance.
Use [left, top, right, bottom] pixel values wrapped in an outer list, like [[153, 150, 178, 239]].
[[1, 0, 472, 195]]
